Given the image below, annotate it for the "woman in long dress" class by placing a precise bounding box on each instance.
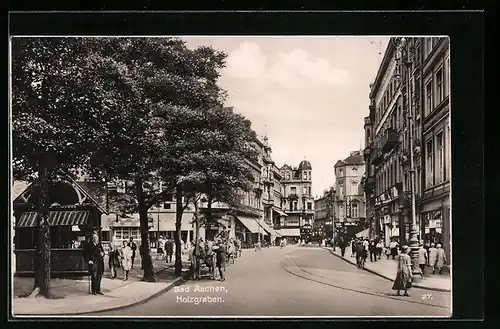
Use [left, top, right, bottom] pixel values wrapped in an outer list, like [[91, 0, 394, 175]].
[[392, 245, 413, 296], [121, 241, 133, 281]]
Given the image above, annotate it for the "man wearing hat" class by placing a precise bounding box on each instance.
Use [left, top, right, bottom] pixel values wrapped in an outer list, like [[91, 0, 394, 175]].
[[83, 230, 105, 295]]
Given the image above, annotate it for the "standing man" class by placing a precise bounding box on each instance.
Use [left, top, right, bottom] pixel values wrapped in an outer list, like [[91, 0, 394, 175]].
[[369, 239, 377, 262], [129, 237, 137, 270], [165, 237, 174, 263], [339, 236, 346, 257], [418, 242, 428, 277], [83, 230, 105, 295], [214, 239, 226, 282]]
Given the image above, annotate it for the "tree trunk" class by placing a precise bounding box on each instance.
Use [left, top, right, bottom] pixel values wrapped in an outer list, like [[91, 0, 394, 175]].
[[135, 176, 156, 282], [33, 159, 51, 298], [174, 187, 183, 276], [193, 197, 200, 276]]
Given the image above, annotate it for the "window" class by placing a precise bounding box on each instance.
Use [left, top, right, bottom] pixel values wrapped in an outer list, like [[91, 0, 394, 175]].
[[164, 203, 171, 209], [339, 205, 344, 219], [303, 171, 307, 180], [307, 202, 312, 210], [426, 38, 433, 57], [425, 80, 433, 115], [308, 186, 311, 195], [352, 168, 357, 176], [339, 169, 343, 177], [435, 68, 444, 105], [303, 187, 308, 195], [426, 139, 434, 188], [415, 44, 421, 65], [291, 187, 297, 195], [352, 203, 359, 218], [293, 202, 298, 210], [437, 132, 444, 183]]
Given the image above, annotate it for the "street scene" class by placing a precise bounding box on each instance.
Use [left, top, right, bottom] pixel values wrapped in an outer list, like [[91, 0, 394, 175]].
[[10, 36, 451, 318]]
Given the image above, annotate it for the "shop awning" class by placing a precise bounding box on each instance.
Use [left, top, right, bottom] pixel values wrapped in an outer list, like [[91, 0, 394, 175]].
[[355, 228, 370, 238], [259, 221, 281, 236], [235, 215, 265, 234], [16, 211, 91, 228], [277, 228, 300, 237], [272, 208, 288, 217]]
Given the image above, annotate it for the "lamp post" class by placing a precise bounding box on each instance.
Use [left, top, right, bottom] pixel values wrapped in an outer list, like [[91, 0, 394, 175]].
[[394, 37, 422, 281]]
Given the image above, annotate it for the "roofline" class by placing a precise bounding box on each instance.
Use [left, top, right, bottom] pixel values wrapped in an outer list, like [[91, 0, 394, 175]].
[[369, 38, 397, 99], [67, 177, 109, 215]]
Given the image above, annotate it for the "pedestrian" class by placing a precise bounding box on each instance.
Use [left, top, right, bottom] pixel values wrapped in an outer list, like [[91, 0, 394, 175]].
[[128, 237, 137, 270], [165, 238, 174, 263], [369, 239, 377, 262], [83, 230, 105, 295], [121, 240, 133, 281], [376, 240, 384, 260], [435, 243, 447, 274], [418, 243, 428, 277], [428, 243, 438, 274], [351, 239, 356, 257], [363, 238, 370, 263], [108, 243, 121, 279], [340, 237, 346, 257], [392, 245, 412, 296], [355, 239, 366, 269], [157, 236, 165, 260], [214, 239, 226, 282], [389, 238, 399, 259]]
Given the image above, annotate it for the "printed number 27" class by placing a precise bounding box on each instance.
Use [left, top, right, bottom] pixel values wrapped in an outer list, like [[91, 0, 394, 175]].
[[422, 293, 433, 300]]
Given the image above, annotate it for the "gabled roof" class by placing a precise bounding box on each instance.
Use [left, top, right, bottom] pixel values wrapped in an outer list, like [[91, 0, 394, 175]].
[[13, 178, 109, 215], [334, 160, 345, 168], [343, 153, 364, 165]]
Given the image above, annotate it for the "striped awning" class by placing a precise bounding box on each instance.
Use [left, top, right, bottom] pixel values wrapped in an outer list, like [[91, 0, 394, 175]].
[[16, 211, 91, 228]]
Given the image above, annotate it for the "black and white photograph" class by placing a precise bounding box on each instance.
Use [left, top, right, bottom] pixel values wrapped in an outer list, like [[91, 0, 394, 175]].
[[10, 35, 452, 318]]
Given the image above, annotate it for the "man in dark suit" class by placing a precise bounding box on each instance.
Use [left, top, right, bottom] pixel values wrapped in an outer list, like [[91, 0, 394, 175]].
[[83, 230, 105, 295]]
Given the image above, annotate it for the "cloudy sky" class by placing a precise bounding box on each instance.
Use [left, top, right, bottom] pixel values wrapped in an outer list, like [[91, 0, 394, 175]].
[[183, 36, 390, 197]]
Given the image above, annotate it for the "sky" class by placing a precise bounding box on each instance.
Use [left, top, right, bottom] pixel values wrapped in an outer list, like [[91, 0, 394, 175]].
[[183, 36, 390, 198]]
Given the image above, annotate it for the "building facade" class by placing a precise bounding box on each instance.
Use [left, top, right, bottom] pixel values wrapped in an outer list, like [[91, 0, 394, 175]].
[[279, 160, 314, 241], [363, 39, 406, 247], [313, 187, 335, 240], [334, 151, 366, 237], [363, 37, 450, 263], [420, 37, 451, 262]]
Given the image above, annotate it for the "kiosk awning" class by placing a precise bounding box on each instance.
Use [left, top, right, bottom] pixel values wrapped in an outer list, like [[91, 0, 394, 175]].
[[235, 216, 265, 234], [16, 211, 91, 228]]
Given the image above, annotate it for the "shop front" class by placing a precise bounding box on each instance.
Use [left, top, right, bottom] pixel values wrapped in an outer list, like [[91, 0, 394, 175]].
[[13, 179, 108, 277]]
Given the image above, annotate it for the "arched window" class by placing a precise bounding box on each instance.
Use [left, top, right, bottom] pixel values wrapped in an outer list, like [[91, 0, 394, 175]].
[[309, 171, 311, 180], [303, 171, 307, 180]]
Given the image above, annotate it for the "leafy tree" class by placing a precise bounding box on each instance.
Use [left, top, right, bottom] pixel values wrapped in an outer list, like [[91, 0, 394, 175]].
[[156, 105, 258, 275], [86, 38, 227, 281], [11, 37, 105, 298]]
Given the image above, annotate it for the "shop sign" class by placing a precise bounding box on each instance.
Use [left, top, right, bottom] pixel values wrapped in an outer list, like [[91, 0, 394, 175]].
[[428, 219, 437, 229]]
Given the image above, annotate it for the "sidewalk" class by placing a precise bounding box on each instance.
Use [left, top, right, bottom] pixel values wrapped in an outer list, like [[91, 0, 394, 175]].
[[324, 247, 451, 292], [12, 253, 191, 316]]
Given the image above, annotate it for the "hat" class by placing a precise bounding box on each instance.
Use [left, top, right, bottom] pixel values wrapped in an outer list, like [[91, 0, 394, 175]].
[[437, 243, 442, 248], [401, 245, 409, 251]]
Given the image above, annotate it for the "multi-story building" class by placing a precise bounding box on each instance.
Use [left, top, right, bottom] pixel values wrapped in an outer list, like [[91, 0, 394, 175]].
[[363, 37, 450, 260], [279, 160, 314, 242], [420, 37, 451, 262], [363, 38, 406, 246], [313, 187, 335, 240], [334, 151, 366, 237]]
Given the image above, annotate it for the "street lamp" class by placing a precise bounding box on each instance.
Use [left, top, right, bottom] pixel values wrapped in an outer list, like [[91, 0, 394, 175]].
[[394, 37, 422, 281]]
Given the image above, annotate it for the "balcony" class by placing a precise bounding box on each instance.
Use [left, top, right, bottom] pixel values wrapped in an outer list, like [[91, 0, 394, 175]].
[[371, 148, 383, 166], [363, 176, 376, 193], [364, 116, 371, 128], [288, 193, 298, 199], [363, 146, 371, 161], [263, 155, 274, 164], [262, 198, 274, 206], [381, 128, 400, 153], [262, 175, 273, 185]]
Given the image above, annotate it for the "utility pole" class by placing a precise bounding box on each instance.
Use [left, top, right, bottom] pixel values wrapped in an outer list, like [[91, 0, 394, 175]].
[[398, 37, 422, 281]]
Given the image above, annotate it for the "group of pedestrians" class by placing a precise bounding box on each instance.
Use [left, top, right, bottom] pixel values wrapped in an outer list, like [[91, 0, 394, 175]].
[[418, 241, 447, 275], [108, 237, 138, 281], [155, 235, 175, 263]]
